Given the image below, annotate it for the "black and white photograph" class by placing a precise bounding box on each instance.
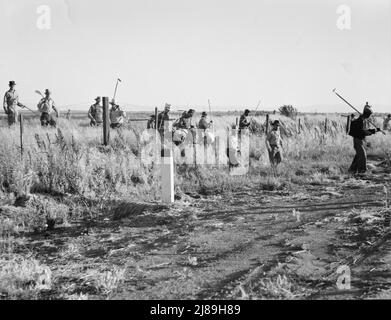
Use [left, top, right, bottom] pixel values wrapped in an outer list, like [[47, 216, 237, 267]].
[[0, 0, 391, 307]]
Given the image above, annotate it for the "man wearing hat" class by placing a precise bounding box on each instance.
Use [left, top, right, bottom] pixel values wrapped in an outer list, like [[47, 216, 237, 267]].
[[266, 120, 283, 167], [383, 114, 391, 131], [198, 112, 213, 130], [109, 99, 126, 129], [348, 102, 381, 174], [239, 109, 251, 130], [147, 114, 156, 129], [157, 103, 171, 134], [88, 97, 103, 126], [3, 81, 26, 126], [37, 89, 59, 127], [177, 109, 195, 129]]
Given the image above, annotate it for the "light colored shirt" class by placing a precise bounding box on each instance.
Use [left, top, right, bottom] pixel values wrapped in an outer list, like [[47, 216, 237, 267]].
[[38, 97, 56, 114], [3, 89, 23, 112], [383, 117, 391, 130], [110, 107, 126, 124], [266, 129, 282, 146], [88, 104, 103, 122]]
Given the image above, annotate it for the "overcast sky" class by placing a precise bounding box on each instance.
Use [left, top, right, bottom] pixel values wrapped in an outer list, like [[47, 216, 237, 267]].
[[0, 0, 390, 112]]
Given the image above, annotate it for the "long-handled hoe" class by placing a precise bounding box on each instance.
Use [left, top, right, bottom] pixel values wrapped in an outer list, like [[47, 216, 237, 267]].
[[332, 88, 385, 135]]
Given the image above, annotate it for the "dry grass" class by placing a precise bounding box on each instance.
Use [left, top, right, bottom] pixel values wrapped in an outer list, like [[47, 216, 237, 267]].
[[0, 112, 389, 300], [0, 254, 52, 299], [1, 114, 388, 198]]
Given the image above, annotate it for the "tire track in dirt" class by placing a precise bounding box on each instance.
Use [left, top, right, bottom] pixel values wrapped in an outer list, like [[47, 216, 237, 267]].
[[191, 180, 389, 299], [199, 200, 384, 221], [12, 169, 387, 299], [307, 228, 391, 299]]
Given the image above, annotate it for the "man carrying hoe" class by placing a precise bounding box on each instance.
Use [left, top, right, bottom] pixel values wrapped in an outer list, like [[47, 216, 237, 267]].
[[109, 99, 126, 129], [37, 89, 59, 127], [266, 120, 283, 167], [348, 103, 381, 175], [3, 81, 27, 126], [383, 114, 391, 131]]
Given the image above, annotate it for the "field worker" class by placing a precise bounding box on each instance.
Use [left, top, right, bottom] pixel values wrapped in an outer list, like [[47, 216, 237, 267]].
[[266, 120, 283, 166], [198, 112, 213, 130], [173, 110, 186, 130], [88, 97, 103, 126], [239, 109, 251, 130], [157, 103, 171, 132], [3, 81, 27, 126], [198, 111, 215, 145], [147, 114, 156, 129], [66, 109, 71, 120], [383, 114, 391, 131], [182, 109, 196, 143], [109, 99, 126, 129], [37, 89, 59, 127], [178, 109, 195, 129], [348, 103, 381, 175]]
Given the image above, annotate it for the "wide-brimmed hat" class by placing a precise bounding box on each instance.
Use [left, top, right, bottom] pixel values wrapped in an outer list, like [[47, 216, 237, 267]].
[[95, 97, 101, 102], [244, 109, 250, 114], [164, 103, 171, 110], [188, 109, 195, 113], [110, 99, 116, 105], [201, 112, 207, 116], [9, 81, 16, 86], [271, 120, 280, 126]]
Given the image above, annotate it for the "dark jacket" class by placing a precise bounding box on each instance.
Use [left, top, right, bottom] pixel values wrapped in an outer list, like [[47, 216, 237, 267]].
[[178, 112, 193, 129], [198, 116, 210, 130], [349, 116, 374, 140], [239, 114, 250, 129], [157, 111, 169, 129]]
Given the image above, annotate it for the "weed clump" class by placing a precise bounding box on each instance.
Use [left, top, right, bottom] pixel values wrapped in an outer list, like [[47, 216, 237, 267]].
[[0, 255, 52, 299]]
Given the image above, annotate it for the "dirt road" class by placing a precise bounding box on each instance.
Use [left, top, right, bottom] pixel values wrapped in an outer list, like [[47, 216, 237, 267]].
[[5, 160, 391, 299]]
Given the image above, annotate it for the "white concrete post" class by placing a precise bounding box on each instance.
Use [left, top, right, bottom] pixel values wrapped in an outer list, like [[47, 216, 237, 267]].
[[161, 119, 174, 203]]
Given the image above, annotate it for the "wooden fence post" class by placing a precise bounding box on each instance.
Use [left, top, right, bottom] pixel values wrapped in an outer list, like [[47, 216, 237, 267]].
[[324, 118, 328, 134], [299, 118, 301, 134], [155, 107, 158, 130], [102, 97, 110, 145], [19, 113, 23, 159], [265, 114, 269, 135], [346, 115, 351, 134], [214, 135, 219, 167], [154, 107, 159, 160], [161, 119, 174, 203]]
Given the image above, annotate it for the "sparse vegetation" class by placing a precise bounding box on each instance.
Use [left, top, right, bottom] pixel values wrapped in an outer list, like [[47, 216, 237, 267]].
[[278, 105, 298, 119], [0, 111, 390, 300]]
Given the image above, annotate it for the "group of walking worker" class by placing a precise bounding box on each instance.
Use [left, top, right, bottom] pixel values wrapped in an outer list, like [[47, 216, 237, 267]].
[[3, 80, 58, 127], [3, 80, 387, 174]]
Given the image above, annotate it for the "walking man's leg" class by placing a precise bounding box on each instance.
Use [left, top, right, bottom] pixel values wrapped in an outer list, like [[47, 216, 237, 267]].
[[356, 140, 367, 173], [7, 112, 16, 126], [349, 139, 359, 173], [349, 155, 358, 173], [275, 149, 282, 165]]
